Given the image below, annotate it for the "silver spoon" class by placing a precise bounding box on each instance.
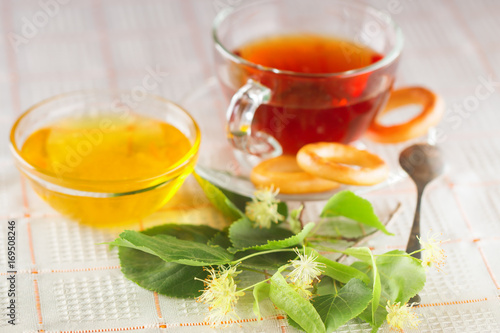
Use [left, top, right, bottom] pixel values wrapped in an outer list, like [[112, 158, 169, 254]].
[[399, 143, 445, 304]]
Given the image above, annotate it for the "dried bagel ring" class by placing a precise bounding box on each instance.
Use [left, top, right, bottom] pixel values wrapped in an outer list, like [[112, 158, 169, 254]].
[[250, 155, 339, 194], [296, 143, 388, 186], [367, 87, 444, 143]]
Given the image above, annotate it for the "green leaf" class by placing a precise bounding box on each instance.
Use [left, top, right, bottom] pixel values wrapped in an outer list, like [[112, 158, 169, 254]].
[[141, 224, 219, 242], [343, 246, 382, 324], [342, 247, 374, 264], [310, 249, 370, 285], [237, 250, 297, 270], [376, 250, 426, 304], [313, 279, 372, 332], [315, 276, 335, 296], [321, 191, 393, 236], [288, 205, 303, 234], [354, 250, 425, 331], [359, 306, 389, 333], [111, 230, 233, 266], [207, 231, 232, 249], [228, 218, 292, 249], [117, 224, 220, 298], [193, 172, 243, 220], [277, 201, 289, 221], [342, 247, 381, 326], [372, 272, 381, 330], [365, 249, 381, 323], [287, 316, 305, 331], [245, 222, 314, 252], [119, 246, 206, 298], [218, 187, 252, 212], [253, 281, 270, 319], [313, 216, 377, 240], [269, 269, 326, 333], [228, 219, 314, 252]]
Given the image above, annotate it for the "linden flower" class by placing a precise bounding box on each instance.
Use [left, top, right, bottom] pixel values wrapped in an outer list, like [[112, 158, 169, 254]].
[[386, 301, 420, 332], [253, 186, 280, 203], [290, 279, 313, 300], [288, 247, 326, 285], [418, 232, 447, 270], [196, 265, 245, 327], [245, 187, 284, 228]]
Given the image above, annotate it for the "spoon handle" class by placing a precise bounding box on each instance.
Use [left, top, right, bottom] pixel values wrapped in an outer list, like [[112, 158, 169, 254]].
[[406, 186, 425, 258]]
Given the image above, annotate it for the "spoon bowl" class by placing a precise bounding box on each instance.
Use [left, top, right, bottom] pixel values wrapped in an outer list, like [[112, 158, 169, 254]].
[[400, 144, 445, 186]]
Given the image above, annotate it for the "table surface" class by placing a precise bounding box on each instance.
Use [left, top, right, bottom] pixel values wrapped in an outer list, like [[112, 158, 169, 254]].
[[2, 0, 500, 332]]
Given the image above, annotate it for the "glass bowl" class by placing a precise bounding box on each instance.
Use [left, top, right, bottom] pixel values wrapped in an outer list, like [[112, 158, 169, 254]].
[[10, 90, 200, 227]]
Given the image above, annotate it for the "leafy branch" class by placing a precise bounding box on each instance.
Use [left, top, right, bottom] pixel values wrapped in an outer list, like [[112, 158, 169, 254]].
[[106, 176, 438, 332]]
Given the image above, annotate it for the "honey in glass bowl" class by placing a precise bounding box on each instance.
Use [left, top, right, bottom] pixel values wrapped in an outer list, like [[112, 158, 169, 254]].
[[10, 91, 200, 227]]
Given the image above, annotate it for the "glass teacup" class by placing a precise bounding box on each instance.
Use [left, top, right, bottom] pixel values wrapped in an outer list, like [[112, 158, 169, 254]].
[[213, 0, 439, 158]]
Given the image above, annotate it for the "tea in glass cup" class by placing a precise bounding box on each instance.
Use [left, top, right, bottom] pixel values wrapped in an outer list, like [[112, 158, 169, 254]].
[[232, 33, 389, 154], [213, 0, 439, 157]]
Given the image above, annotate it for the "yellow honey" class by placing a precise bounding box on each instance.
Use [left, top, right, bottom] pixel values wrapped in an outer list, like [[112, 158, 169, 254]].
[[20, 112, 196, 226]]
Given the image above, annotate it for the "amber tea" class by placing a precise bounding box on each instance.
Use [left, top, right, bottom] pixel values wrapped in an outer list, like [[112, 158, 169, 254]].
[[230, 34, 392, 154]]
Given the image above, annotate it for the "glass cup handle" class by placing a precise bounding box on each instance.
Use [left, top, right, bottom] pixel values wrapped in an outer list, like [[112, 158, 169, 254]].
[[226, 79, 282, 158]]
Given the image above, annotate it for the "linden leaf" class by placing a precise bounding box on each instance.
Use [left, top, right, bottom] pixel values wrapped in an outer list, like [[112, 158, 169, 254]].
[[354, 250, 425, 331], [239, 222, 313, 251], [253, 280, 270, 320], [236, 250, 297, 270], [313, 279, 372, 332], [321, 190, 393, 236], [213, 186, 288, 220], [207, 231, 232, 249], [287, 316, 305, 331], [359, 306, 388, 333], [376, 250, 426, 303], [288, 205, 304, 234], [141, 224, 219, 242], [312, 215, 378, 240], [228, 217, 289, 248], [342, 247, 374, 264], [308, 248, 370, 285], [193, 172, 243, 221], [367, 249, 381, 322], [228, 219, 314, 253], [270, 269, 326, 333], [111, 230, 233, 266], [277, 201, 289, 221], [119, 246, 207, 298], [340, 247, 381, 324], [315, 276, 335, 296], [116, 224, 221, 298]]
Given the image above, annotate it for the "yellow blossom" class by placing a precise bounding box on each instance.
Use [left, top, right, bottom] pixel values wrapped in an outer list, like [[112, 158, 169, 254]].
[[196, 265, 245, 327], [246, 187, 284, 228], [288, 247, 326, 285], [254, 186, 280, 203], [290, 279, 313, 300], [386, 300, 420, 332], [418, 232, 447, 270]]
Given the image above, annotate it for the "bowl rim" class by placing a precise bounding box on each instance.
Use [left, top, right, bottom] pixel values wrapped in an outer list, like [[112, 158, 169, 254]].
[[9, 89, 201, 194]]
